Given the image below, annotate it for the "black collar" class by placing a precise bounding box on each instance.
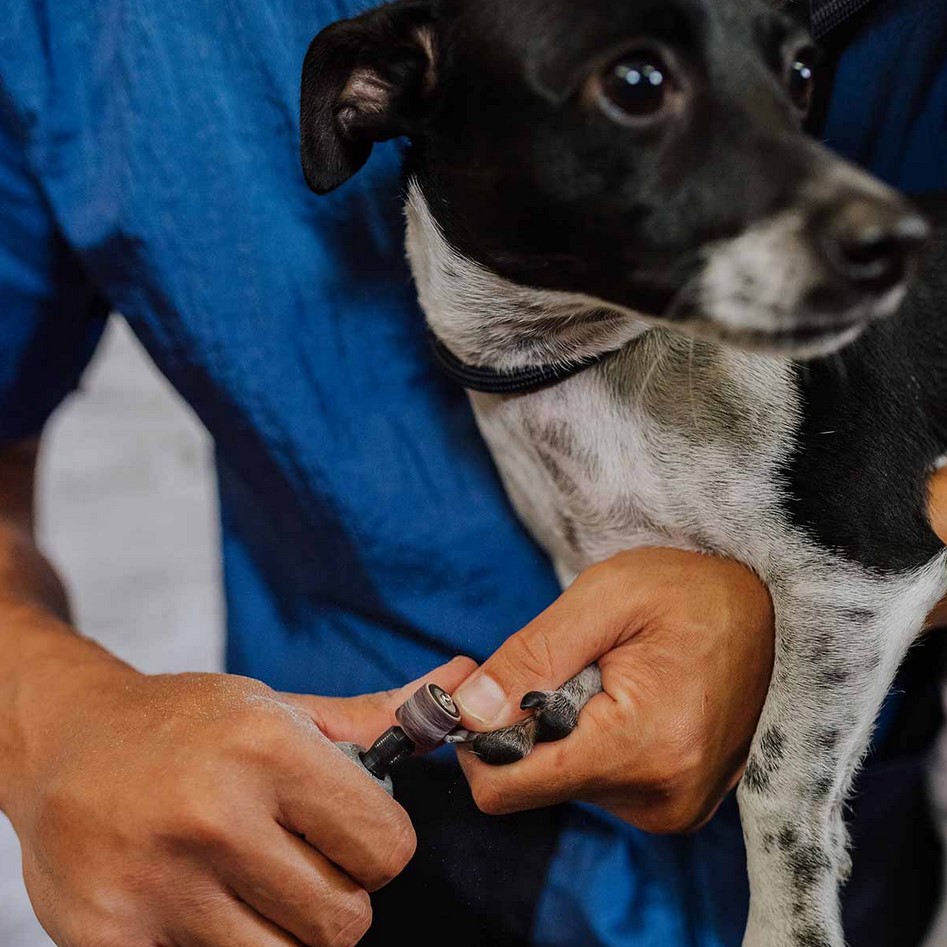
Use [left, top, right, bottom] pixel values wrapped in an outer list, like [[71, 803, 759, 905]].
[[428, 333, 618, 395]]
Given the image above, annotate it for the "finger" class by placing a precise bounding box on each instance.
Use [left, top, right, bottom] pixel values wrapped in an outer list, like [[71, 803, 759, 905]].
[[281, 656, 478, 746], [274, 740, 418, 891], [452, 566, 639, 730], [173, 893, 309, 947], [215, 827, 373, 946], [178, 894, 369, 947]]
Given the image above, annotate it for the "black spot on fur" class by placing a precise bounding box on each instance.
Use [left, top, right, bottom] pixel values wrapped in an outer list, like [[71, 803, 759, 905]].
[[559, 514, 580, 552], [807, 632, 834, 663], [743, 731, 786, 795], [816, 728, 840, 751], [811, 775, 834, 800], [817, 664, 851, 687], [795, 923, 831, 947], [522, 416, 581, 461], [788, 844, 830, 892], [760, 726, 786, 765], [787, 283, 947, 574], [839, 606, 875, 626], [743, 755, 771, 793], [534, 446, 576, 495], [778, 825, 800, 851]]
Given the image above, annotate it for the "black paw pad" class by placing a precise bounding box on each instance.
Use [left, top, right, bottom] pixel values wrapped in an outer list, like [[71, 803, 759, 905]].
[[534, 698, 578, 744], [469, 726, 534, 766]]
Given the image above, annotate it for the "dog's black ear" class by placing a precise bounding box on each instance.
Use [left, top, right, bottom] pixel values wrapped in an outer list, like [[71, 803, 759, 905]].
[[300, 1, 438, 195]]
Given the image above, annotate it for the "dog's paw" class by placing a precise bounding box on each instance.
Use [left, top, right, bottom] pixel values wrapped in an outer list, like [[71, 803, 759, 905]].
[[465, 718, 539, 765], [460, 688, 584, 766], [451, 664, 602, 766], [520, 689, 580, 742]]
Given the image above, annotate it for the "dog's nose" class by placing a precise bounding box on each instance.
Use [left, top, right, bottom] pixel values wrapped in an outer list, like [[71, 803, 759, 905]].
[[822, 200, 930, 294]]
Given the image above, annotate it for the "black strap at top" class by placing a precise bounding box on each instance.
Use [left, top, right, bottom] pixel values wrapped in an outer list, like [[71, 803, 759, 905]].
[[428, 333, 619, 395]]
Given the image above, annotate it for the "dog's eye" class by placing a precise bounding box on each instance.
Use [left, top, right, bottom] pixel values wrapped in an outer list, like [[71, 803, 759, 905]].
[[787, 50, 816, 114], [597, 51, 676, 122]]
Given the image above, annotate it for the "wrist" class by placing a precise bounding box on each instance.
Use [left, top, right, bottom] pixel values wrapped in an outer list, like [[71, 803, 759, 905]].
[[0, 608, 135, 821]]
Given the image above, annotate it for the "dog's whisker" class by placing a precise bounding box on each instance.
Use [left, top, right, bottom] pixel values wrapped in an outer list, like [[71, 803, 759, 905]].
[[688, 338, 700, 433], [634, 339, 666, 411]]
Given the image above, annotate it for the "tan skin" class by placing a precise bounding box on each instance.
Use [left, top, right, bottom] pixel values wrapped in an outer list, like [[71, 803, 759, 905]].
[[0, 437, 944, 946]]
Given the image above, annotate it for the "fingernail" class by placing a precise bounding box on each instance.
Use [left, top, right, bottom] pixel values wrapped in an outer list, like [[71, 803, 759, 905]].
[[453, 674, 507, 725]]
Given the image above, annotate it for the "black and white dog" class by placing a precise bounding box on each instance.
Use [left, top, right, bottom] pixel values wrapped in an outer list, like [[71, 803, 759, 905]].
[[299, 1, 947, 944]]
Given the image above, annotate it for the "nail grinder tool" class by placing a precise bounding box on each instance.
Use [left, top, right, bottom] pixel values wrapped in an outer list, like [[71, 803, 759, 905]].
[[336, 683, 462, 795]]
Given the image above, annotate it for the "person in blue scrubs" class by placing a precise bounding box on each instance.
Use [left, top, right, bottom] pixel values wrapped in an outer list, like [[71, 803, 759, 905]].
[[0, 1, 944, 945]]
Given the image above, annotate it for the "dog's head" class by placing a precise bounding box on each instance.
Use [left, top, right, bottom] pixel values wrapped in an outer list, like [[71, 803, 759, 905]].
[[300, 0, 928, 359]]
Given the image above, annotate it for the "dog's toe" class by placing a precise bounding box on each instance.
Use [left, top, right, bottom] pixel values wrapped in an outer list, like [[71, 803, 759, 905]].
[[520, 691, 548, 711], [468, 720, 537, 765], [529, 691, 579, 743], [459, 687, 583, 765]]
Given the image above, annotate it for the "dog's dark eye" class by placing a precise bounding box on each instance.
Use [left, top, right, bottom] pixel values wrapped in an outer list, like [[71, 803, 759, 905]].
[[787, 52, 816, 114], [598, 51, 675, 122]]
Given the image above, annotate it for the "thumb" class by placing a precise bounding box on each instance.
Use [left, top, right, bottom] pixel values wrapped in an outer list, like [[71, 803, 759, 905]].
[[453, 566, 635, 731], [281, 656, 478, 747]]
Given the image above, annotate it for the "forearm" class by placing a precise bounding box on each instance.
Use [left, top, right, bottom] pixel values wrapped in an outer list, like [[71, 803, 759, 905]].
[[0, 437, 70, 619], [0, 586, 127, 818], [0, 441, 130, 816], [0, 519, 70, 620]]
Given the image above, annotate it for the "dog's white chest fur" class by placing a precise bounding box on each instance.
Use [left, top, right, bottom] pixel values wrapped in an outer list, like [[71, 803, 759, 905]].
[[468, 334, 799, 585]]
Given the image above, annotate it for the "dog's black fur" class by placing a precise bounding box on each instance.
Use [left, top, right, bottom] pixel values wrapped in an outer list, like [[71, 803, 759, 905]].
[[791, 246, 947, 574]]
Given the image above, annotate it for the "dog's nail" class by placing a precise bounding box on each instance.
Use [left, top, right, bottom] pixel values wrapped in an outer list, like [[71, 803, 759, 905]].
[[443, 728, 473, 744], [453, 674, 506, 725], [520, 691, 547, 711]]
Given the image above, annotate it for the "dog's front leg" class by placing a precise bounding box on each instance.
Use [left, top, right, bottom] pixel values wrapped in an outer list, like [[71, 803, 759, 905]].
[[738, 557, 947, 947]]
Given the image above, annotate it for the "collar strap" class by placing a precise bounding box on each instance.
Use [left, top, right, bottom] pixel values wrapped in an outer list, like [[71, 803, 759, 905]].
[[429, 333, 616, 395]]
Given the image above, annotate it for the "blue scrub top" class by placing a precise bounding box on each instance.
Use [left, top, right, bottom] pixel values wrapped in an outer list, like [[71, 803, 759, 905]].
[[0, 1, 944, 945]]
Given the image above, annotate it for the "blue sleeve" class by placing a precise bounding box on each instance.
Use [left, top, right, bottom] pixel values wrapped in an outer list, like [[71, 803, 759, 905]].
[[0, 96, 108, 442]]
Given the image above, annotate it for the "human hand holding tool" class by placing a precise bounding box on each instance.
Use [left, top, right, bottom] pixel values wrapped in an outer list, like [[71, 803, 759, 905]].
[[2, 644, 474, 947]]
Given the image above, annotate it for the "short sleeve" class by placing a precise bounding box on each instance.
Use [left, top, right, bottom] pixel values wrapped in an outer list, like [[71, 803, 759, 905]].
[[0, 96, 108, 441]]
